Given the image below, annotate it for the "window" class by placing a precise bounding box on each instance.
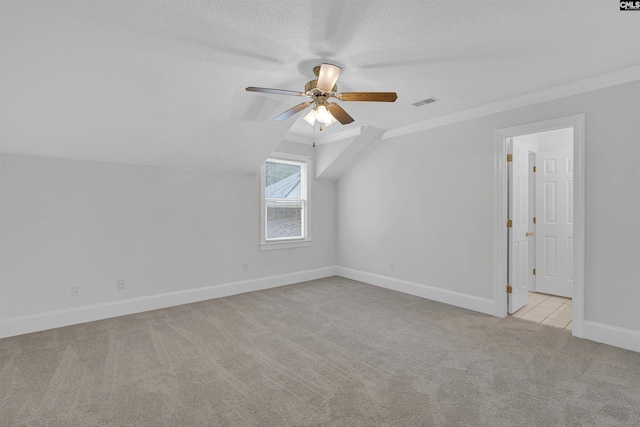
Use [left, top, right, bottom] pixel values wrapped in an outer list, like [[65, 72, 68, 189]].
[[260, 153, 311, 250]]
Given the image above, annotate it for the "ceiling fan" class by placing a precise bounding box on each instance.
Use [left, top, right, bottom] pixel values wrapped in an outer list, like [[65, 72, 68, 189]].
[[246, 63, 397, 129]]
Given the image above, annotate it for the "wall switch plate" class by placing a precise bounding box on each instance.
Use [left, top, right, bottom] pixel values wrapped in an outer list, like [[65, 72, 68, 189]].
[[242, 263, 248, 272], [71, 285, 80, 296], [117, 279, 126, 290], [390, 261, 395, 271]]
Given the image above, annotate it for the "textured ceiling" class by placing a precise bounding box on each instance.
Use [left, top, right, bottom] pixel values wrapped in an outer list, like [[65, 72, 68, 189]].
[[1, 1, 639, 173]]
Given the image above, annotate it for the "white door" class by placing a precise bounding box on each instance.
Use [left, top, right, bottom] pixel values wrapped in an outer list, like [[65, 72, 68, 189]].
[[508, 139, 533, 313], [535, 150, 574, 298]]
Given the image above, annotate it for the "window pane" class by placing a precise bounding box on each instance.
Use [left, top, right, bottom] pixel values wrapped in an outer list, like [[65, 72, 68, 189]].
[[265, 161, 301, 199], [266, 200, 303, 239]]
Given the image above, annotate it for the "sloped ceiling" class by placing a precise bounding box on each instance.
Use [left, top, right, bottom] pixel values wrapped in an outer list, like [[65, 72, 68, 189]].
[[1, 1, 639, 174]]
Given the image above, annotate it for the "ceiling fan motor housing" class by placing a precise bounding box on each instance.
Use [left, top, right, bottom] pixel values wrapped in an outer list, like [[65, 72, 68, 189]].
[[305, 79, 337, 95]]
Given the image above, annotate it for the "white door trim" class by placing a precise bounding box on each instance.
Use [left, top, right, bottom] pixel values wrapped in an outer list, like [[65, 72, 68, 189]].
[[494, 114, 585, 338]]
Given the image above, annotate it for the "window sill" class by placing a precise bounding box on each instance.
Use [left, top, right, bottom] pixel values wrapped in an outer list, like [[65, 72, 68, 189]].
[[259, 239, 312, 251]]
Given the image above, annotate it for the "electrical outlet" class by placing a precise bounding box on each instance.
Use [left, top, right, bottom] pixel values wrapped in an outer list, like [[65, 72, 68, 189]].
[[71, 285, 80, 296], [117, 278, 126, 290], [242, 263, 249, 272], [390, 261, 395, 271]]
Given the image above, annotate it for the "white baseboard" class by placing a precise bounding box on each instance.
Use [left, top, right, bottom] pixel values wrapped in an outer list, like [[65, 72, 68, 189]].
[[582, 321, 640, 353], [0, 266, 338, 339], [336, 266, 496, 316], [4, 266, 638, 354], [337, 267, 640, 353]]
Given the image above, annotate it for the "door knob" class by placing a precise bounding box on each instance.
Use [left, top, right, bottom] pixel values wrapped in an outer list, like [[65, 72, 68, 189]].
[[526, 231, 534, 237]]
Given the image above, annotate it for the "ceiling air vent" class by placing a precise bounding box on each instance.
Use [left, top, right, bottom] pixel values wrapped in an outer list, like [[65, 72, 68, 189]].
[[412, 97, 439, 107]]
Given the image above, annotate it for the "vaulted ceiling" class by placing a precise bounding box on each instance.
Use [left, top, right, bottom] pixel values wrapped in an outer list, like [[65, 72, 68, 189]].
[[2, 1, 639, 174]]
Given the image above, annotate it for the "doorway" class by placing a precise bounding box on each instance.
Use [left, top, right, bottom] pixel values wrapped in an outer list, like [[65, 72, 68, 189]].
[[509, 128, 574, 329], [494, 114, 585, 339]]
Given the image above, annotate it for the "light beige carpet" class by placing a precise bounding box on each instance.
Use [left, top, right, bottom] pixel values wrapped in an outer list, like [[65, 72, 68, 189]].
[[1, 276, 639, 426]]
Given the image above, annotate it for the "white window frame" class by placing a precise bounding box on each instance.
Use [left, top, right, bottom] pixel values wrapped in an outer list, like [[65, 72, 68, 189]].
[[259, 152, 312, 250]]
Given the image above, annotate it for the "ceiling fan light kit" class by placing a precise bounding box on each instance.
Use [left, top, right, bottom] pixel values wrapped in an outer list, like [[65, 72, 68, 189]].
[[246, 63, 397, 130], [303, 105, 336, 128]]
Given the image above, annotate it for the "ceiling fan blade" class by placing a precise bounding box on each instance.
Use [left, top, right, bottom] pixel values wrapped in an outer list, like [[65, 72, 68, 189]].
[[316, 63, 342, 91], [327, 103, 354, 125], [246, 87, 304, 97], [274, 102, 312, 121], [337, 92, 398, 102]]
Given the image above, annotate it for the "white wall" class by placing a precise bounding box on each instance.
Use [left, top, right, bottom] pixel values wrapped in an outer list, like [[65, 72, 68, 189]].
[[336, 81, 640, 332], [2, 82, 639, 349], [315, 136, 356, 178], [516, 127, 573, 152], [0, 141, 336, 321]]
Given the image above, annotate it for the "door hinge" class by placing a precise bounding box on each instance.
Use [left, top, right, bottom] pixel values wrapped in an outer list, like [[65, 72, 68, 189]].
[[507, 219, 513, 228], [506, 284, 512, 294], [533, 165, 536, 172], [507, 154, 513, 162], [533, 217, 536, 224], [533, 268, 536, 276]]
